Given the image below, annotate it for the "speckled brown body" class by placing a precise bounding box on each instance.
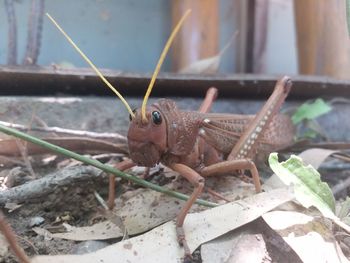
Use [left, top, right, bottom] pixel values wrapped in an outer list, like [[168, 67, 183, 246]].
[[127, 97, 294, 172]]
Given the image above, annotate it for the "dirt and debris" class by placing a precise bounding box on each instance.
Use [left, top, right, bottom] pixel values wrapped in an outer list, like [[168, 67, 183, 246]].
[[0, 96, 349, 263]]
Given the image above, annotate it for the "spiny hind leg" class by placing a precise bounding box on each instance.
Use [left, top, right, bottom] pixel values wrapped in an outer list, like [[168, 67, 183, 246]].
[[200, 159, 261, 193], [198, 87, 218, 113]]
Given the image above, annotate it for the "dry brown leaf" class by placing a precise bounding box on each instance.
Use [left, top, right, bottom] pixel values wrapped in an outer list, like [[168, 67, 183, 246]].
[[118, 186, 184, 235], [32, 227, 53, 241], [184, 187, 293, 253], [201, 230, 267, 263], [179, 56, 221, 74], [287, 141, 350, 152], [31, 188, 294, 263], [179, 32, 237, 74], [48, 222, 123, 241], [263, 211, 349, 263], [31, 221, 182, 263], [4, 203, 22, 213], [298, 148, 337, 169]]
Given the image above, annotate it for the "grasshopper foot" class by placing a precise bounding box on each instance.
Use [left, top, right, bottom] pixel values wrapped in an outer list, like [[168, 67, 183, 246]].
[[176, 226, 193, 262], [183, 255, 194, 263]]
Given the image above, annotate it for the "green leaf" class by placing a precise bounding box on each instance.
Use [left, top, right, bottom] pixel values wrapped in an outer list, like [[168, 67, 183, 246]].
[[291, 98, 332, 124], [300, 129, 318, 139], [268, 153, 336, 218]]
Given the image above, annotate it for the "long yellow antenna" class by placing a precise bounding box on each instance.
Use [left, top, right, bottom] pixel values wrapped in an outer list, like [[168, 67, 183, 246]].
[[46, 13, 135, 118], [141, 9, 191, 122]]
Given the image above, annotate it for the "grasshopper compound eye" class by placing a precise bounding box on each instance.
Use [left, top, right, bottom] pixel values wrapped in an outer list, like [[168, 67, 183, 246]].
[[151, 111, 162, 125], [129, 109, 137, 121]]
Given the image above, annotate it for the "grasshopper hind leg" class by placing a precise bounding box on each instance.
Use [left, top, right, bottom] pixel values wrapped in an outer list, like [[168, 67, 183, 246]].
[[198, 87, 218, 113], [200, 159, 262, 193]]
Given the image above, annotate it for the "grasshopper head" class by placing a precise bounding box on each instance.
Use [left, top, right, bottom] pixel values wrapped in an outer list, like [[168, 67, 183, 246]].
[[127, 105, 167, 167], [47, 11, 190, 167]]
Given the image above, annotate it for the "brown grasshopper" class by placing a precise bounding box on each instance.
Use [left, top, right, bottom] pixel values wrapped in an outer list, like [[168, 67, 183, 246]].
[[125, 76, 293, 257], [47, 11, 294, 260]]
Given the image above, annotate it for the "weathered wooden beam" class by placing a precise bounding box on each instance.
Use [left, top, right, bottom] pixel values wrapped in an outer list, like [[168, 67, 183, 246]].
[[294, 0, 350, 78], [171, 0, 219, 71]]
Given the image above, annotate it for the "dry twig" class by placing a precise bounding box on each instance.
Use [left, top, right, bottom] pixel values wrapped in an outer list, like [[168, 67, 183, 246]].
[[0, 211, 30, 263], [0, 166, 104, 205], [0, 121, 127, 142], [0, 137, 128, 156]]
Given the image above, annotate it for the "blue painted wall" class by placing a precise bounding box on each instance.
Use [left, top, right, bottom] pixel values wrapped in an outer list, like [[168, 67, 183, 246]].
[[0, 0, 297, 74]]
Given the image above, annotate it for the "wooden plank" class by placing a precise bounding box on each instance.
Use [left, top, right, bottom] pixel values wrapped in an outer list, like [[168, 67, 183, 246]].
[[234, 0, 249, 73], [253, 0, 268, 73], [1, 66, 350, 98], [294, 0, 350, 78], [235, 0, 260, 73], [171, 0, 219, 71]]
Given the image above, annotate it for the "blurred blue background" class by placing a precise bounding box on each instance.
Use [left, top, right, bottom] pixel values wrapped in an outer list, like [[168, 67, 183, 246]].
[[0, 0, 297, 74]]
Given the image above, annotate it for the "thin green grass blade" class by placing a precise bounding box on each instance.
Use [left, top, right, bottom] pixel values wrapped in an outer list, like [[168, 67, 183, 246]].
[[0, 123, 217, 208]]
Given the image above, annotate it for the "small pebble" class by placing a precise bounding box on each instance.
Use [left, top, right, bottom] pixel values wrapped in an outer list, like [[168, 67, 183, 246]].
[[29, 216, 45, 227], [70, 240, 110, 254]]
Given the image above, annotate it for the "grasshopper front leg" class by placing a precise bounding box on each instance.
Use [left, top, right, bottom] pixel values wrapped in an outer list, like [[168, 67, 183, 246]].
[[165, 88, 222, 260], [108, 159, 136, 209], [168, 163, 204, 259]]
